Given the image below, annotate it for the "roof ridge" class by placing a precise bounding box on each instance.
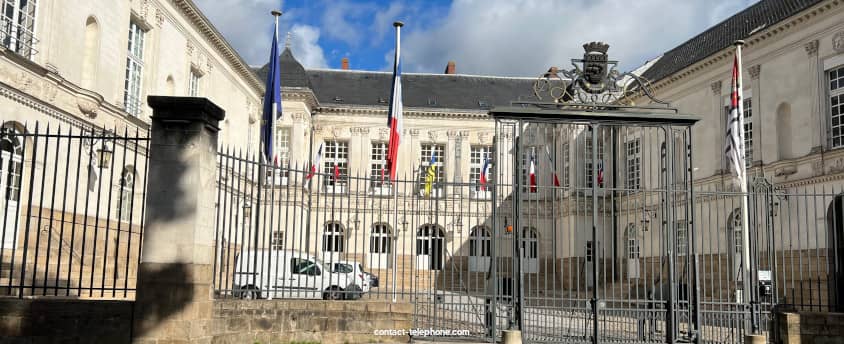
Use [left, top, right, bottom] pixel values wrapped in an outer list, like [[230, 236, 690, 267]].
[[307, 68, 538, 80]]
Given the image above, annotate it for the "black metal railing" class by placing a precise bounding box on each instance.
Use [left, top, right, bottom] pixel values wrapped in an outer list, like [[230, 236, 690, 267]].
[[0, 121, 149, 299]]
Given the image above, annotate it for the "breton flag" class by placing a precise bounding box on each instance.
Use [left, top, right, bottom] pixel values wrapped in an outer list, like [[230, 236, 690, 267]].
[[479, 157, 491, 191], [306, 143, 324, 180], [260, 13, 283, 165], [424, 153, 437, 196], [544, 146, 561, 187], [385, 22, 404, 182], [725, 51, 747, 184], [529, 153, 538, 193]]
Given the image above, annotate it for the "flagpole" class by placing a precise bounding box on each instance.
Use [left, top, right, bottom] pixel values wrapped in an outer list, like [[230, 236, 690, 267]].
[[390, 21, 403, 304], [734, 40, 753, 307]]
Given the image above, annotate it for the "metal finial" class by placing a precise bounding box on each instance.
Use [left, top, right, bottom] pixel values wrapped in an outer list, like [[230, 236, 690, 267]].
[[285, 32, 292, 48], [734, 40, 745, 46], [393, 21, 404, 28], [271, 10, 282, 17]]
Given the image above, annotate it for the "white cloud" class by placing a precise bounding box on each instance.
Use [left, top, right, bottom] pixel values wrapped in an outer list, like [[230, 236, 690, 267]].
[[401, 0, 756, 76], [290, 24, 329, 69]]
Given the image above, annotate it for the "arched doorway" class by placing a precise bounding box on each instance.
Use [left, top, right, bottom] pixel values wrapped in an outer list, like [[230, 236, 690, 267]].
[[521, 227, 538, 273], [369, 223, 392, 269], [322, 222, 345, 262], [416, 224, 444, 270], [827, 195, 844, 311], [0, 126, 23, 250], [469, 226, 491, 272]]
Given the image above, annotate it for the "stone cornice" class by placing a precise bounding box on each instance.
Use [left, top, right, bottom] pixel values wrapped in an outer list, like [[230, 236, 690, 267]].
[[645, 0, 842, 93], [282, 87, 319, 110], [316, 105, 490, 120], [167, 0, 263, 96]]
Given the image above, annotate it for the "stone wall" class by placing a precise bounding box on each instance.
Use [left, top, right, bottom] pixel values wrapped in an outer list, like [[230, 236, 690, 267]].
[[0, 299, 133, 343], [211, 300, 412, 344], [778, 311, 844, 344]]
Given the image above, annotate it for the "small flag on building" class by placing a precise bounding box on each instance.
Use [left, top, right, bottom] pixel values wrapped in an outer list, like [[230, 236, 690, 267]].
[[385, 22, 404, 182], [424, 153, 437, 196], [333, 164, 341, 182], [529, 153, 537, 193], [306, 143, 324, 180], [479, 157, 491, 191], [544, 146, 560, 187]]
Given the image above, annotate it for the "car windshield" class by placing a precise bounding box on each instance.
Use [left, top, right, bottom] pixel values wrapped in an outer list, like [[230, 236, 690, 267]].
[[333, 263, 354, 273]]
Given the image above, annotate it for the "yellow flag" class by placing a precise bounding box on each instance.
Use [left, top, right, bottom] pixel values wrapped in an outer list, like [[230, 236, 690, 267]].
[[424, 153, 437, 196]]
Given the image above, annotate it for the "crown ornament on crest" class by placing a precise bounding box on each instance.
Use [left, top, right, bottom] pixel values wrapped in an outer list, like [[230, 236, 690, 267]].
[[583, 41, 609, 55]]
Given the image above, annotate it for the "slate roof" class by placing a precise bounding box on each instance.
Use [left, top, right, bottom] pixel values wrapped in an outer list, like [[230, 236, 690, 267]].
[[255, 47, 538, 111], [641, 0, 824, 83]]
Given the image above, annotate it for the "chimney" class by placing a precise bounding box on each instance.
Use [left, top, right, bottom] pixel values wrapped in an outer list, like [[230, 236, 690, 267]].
[[444, 61, 456, 74], [341, 57, 349, 70]]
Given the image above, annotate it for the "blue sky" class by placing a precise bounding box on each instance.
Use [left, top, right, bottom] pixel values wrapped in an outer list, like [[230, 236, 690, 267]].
[[194, 0, 757, 76]]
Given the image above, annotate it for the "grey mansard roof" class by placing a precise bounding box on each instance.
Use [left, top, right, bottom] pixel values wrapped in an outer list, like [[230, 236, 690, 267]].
[[255, 47, 539, 111], [640, 0, 824, 83]]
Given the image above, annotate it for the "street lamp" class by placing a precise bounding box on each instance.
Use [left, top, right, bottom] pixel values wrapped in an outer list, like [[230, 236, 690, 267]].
[[97, 142, 113, 169]]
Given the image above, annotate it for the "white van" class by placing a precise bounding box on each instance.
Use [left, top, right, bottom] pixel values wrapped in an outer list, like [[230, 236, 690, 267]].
[[232, 250, 362, 300]]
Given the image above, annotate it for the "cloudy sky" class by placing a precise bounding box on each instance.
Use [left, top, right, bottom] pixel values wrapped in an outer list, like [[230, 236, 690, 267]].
[[194, 0, 757, 77]]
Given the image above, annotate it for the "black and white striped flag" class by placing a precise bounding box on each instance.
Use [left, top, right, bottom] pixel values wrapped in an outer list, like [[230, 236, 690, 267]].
[[725, 49, 746, 185]]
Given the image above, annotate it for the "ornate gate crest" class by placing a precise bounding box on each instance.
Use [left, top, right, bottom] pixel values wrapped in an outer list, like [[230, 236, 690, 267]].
[[532, 41, 666, 105]]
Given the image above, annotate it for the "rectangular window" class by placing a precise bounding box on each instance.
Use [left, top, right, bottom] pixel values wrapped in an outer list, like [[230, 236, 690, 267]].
[[323, 141, 348, 186], [586, 241, 594, 262], [627, 238, 640, 259], [123, 21, 146, 117], [830, 66, 844, 148], [676, 220, 688, 256], [271, 231, 284, 251], [1, 0, 38, 58], [419, 144, 445, 196], [188, 69, 201, 97], [276, 127, 290, 168], [469, 146, 493, 191], [370, 142, 389, 187], [561, 142, 570, 187], [626, 138, 641, 190], [585, 138, 604, 188]]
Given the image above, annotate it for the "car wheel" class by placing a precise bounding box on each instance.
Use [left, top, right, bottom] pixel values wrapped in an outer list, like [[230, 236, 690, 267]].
[[324, 287, 343, 300], [238, 286, 260, 300], [345, 285, 362, 300]]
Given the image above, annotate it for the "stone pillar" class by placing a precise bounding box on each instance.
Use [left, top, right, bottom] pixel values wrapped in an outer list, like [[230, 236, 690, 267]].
[[805, 40, 823, 153], [132, 96, 224, 344], [711, 80, 723, 174]]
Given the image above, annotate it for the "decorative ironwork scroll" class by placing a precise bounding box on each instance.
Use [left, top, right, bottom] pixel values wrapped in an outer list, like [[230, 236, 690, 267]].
[[533, 41, 667, 106]]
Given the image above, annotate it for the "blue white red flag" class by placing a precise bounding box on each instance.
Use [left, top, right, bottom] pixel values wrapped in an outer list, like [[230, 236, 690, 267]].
[[260, 18, 283, 165]]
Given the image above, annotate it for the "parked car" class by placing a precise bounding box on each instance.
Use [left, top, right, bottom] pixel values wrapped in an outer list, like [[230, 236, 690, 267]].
[[326, 260, 371, 298], [232, 250, 363, 300]]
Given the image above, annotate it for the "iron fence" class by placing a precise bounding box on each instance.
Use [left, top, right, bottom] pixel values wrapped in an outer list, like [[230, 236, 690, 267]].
[[0, 121, 148, 299]]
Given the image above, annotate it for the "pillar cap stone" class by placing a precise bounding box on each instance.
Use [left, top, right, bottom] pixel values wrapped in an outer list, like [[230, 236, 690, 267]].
[[148, 96, 226, 131]]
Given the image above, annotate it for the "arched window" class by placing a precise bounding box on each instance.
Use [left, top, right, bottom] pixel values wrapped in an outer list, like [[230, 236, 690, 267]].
[[369, 223, 392, 254], [322, 222, 344, 253], [469, 226, 491, 257], [416, 224, 445, 270], [118, 166, 135, 221], [1, 125, 24, 248], [81, 16, 100, 89]]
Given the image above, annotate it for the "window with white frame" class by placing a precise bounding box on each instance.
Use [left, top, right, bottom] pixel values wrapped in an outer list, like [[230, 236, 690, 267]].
[[830, 66, 844, 148], [188, 69, 201, 97], [276, 127, 290, 168], [585, 137, 604, 188], [469, 226, 491, 257], [271, 230, 284, 250], [323, 141, 348, 186], [1, 0, 38, 59], [369, 224, 391, 254], [322, 222, 344, 253], [370, 142, 389, 187], [676, 220, 688, 256], [419, 143, 445, 194], [123, 21, 146, 117], [626, 138, 641, 190], [469, 146, 493, 191]]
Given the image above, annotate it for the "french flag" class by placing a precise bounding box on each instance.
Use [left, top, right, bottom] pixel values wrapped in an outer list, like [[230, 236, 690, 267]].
[[260, 14, 283, 165], [597, 160, 604, 187], [544, 146, 560, 187], [529, 153, 537, 193], [385, 22, 404, 182], [479, 158, 491, 191], [306, 143, 324, 180]]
